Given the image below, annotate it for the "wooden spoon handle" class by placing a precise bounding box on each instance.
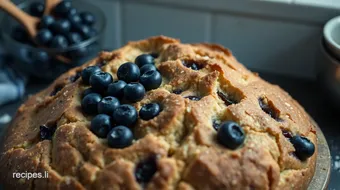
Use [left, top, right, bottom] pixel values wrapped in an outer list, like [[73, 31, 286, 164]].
[[44, 0, 61, 15], [0, 0, 39, 37]]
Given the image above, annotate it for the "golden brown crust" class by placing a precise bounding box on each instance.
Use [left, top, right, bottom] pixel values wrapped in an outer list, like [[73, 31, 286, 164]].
[[0, 36, 317, 190]]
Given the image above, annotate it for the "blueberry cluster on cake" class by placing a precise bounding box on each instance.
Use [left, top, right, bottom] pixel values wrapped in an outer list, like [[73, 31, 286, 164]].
[[0, 36, 317, 190]]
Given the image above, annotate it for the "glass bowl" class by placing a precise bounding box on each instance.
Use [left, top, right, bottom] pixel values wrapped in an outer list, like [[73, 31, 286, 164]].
[[0, 0, 106, 80]]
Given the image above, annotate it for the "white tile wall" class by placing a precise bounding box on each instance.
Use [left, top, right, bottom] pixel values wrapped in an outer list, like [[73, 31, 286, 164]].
[[212, 14, 321, 78], [122, 2, 211, 43]]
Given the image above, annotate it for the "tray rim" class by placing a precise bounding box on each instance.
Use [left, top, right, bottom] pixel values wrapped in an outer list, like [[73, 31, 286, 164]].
[[308, 120, 331, 190]]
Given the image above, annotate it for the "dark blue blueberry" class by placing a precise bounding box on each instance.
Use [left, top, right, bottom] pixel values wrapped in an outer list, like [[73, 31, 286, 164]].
[[35, 29, 53, 45], [135, 156, 158, 184], [40, 125, 56, 140], [290, 135, 315, 161], [68, 13, 82, 25], [80, 11, 96, 26], [53, 0, 72, 17], [11, 26, 29, 43], [81, 66, 101, 84], [83, 87, 95, 97], [140, 64, 157, 75], [123, 83, 145, 102], [88, 28, 98, 38], [31, 50, 49, 64], [139, 70, 162, 91], [107, 126, 133, 148], [67, 7, 77, 16], [217, 121, 245, 149], [50, 20, 71, 35], [98, 96, 120, 115], [89, 71, 113, 92], [117, 62, 140, 83], [67, 32, 83, 45], [29, 1, 44, 17], [50, 35, 69, 49], [135, 54, 155, 68], [185, 96, 201, 101], [113, 104, 137, 126], [74, 24, 92, 39], [81, 93, 102, 114], [107, 80, 126, 99], [90, 114, 113, 138], [38, 16, 55, 29], [139, 103, 161, 121]]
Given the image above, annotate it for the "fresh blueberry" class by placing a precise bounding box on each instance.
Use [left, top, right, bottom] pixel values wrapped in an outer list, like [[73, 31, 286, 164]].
[[80, 11, 96, 26], [90, 114, 113, 138], [81, 66, 101, 84], [53, 0, 72, 17], [11, 26, 29, 43], [290, 135, 315, 161], [73, 24, 92, 39], [68, 13, 82, 25], [50, 20, 71, 35], [135, 54, 155, 68], [139, 70, 162, 91], [81, 93, 102, 114], [139, 103, 161, 120], [38, 16, 55, 29], [35, 29, 53, 45], [117, 62, 140, 83], [123, 83, 145, 102], [98, 96, 120, 115], [29, 1, 44, 17], [83, 87, 95, 97], [107, 126, 133, 148], [49, 35, 69, 49], [140, 64, 157, 75], [217, 121, 245, 149], [88, 28, 98, 38], [107, 80, 127, 99], [67, 32, 83, 45], [89, 71, 113, 92], [31, 50, 49, 64], [113, 104, 137, 126], [67, 7, 77, 16], [135, 156, 158, 184]]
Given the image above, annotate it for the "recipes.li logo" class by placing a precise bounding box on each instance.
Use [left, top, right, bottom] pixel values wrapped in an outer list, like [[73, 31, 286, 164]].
[[12, 171, 49, 180]]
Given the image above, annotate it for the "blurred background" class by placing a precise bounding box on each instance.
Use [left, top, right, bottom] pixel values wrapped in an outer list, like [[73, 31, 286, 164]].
[[0, 0, 340, 189]]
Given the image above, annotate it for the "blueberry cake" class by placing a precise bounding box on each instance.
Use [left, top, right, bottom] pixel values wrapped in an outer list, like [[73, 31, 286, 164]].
[[0, 36, 317, 190]]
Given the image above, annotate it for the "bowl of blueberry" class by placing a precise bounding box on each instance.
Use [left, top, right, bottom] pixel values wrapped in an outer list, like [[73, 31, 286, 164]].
[[0, 0, 106, 79]]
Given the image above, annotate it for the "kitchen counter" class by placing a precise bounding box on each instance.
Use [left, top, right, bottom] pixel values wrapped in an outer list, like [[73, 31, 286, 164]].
[[0, 73, 339, 189]]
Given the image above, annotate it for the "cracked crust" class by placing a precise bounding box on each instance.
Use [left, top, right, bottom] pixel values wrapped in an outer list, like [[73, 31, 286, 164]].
[[0, 36, 317, 190]]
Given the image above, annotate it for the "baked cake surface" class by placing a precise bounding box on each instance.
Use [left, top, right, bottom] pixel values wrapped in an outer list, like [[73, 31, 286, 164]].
[[0, 36, 317, 190]]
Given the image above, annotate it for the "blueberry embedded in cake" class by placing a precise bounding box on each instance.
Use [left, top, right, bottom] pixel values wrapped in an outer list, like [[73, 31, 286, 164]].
[[0, 36, 317, 190]]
